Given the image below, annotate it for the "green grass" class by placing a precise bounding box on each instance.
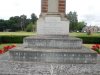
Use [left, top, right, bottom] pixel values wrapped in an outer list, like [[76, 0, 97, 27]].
[[83, 44, 93, 48], [0, 32, 100, 37], [0, 32, 35, 36], [69, 32, 100, 37]]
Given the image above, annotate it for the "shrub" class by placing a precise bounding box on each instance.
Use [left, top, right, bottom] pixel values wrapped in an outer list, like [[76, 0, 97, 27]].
[[0, 36, 27, 43], [77, 36, 100, 44]]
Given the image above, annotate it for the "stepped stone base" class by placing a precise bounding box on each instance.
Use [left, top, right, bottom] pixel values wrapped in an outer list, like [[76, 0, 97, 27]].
[[9, 46, 97, 64], [9, 35, 97, 64], [23, 35, 82, 49]]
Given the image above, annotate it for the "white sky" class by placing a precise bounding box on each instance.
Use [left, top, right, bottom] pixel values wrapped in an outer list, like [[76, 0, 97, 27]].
[[0, 0, 100, 26]]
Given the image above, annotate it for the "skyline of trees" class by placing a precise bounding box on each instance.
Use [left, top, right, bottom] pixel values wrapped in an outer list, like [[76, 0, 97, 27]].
[[0, 11, 87, 32], [0, 13, 38, 32]]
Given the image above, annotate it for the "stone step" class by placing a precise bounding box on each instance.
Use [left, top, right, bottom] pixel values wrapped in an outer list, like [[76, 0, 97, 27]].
[[9, 46, 97, 64], [23, 35, 82, 49]]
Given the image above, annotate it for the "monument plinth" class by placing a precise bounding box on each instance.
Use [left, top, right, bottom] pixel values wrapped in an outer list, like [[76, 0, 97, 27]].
[[37, 0, 69, 35], [9, 0, 97, 64]]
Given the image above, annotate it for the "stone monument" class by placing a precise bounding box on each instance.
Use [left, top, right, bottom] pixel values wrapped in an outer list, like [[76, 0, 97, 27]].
[[0, 0, 100, 75], [37, 0, 69, 35], [9, 0, 97, 64]]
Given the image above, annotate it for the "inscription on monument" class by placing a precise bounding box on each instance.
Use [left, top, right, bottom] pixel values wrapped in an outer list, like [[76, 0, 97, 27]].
[[24, 38, 82, 49], [45, 17, 60, 22], [10, 51, 97, 64]]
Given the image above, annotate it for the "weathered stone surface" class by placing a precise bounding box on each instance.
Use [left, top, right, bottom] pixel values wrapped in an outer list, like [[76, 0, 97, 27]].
[[37, 16, 69, 35], [0, 55, 100, 75], [23, 35, 82, 49], [38, 0, 68, 35], [9, 45, 97, 64], [48, 0, 58, 12]]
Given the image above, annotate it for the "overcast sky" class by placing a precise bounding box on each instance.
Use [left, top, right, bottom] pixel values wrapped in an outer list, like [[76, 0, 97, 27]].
[[0, 0, 100, 26]]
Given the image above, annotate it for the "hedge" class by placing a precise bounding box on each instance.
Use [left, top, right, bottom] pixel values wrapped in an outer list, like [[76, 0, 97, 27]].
[[77, 36, 100, 44], [0, 36, 27, 44], [0, 35, 100, 44]]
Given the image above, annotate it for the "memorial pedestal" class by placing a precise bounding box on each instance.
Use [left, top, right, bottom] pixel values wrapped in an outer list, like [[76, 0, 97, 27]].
[[37, 16, 69, 35], [9, 35, 97, 64], [0, 0, 99, 74]]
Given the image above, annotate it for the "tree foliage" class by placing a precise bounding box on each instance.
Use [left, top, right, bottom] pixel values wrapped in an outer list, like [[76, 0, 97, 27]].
[[25, 22, 34, 32], [31, 13, 38, 24], [77, 21, 86, 32], [67, 11, 78, 32], [67, 11, 87, 32], [0, 13, 37, 32]]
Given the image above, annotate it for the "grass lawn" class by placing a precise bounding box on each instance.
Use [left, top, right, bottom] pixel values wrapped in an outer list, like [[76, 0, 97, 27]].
[[0, 32, 35, 36], [69, 32, 100, 37], [83, 44, 93, 48], [0, 32, 100, 37]]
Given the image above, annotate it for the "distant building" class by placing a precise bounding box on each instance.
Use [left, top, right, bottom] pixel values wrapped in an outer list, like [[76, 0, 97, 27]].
[[82, 26, 100, 33]]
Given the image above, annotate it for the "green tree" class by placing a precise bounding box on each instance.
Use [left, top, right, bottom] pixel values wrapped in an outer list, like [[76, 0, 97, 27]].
[[67, 11, 78, 32], [0, 19, 6, 31], [25, 22, 33, 32], [25, 22, 36, 32], [31, 13, 38, 24], [77, 21, 86, 32], [20, 15, 27, 31], [9, 16, 21, 31], [9, 15, 31, 31]]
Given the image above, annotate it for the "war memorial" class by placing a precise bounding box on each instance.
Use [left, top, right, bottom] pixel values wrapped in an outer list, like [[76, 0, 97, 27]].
[[0, 0, 100, 75]]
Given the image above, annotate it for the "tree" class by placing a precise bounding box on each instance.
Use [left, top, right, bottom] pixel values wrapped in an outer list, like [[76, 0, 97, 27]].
[[9, 16, 21, 31], [25, 22, 33, 32], [31, 13, 38, 24], [9, 15, 30, 31], [67, 11, 78, 32], [20, 15, 27, 31], [0, 13, 37, 32], [0, 19, 6, 31], [77, 21, 86, 32]]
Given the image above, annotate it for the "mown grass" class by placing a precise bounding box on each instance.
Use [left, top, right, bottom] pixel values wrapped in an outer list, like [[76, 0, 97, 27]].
[[83, 44, 93, 48], [0, 32, 35, 36], [69, 32, 100, 37], [0, 32, 100, 37]]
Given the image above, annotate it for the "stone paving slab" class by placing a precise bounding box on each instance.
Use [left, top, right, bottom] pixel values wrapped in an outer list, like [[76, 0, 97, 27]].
[[0, 61, 100, 75]]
